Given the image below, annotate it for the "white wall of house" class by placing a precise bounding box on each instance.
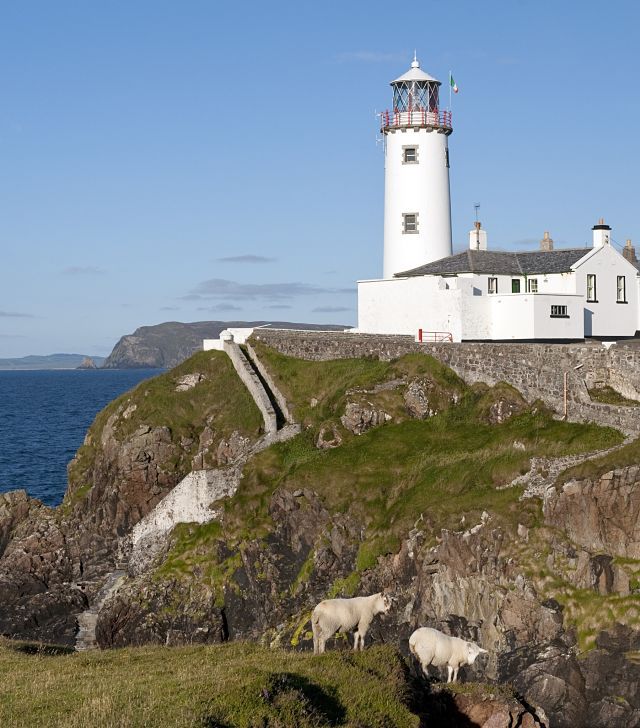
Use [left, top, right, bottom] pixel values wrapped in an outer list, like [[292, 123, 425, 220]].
[[357, 276, 464, 339], [571, 245, 639, 337]]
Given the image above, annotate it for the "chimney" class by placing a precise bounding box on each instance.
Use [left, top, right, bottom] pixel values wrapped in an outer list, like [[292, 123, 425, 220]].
[[623, 238, 638, 264], [540, 231, 554, 252], [469, 221, 488, 251], [592, 217, 612, 247]]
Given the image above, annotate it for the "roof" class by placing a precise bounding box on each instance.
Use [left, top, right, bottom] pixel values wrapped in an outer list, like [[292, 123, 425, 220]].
[[392, 58, 440, 85], [396, 248, 591, 278]]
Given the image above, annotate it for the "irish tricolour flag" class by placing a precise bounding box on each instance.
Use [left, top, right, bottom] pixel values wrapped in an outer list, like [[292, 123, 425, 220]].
[[449, 73, 459, 93]]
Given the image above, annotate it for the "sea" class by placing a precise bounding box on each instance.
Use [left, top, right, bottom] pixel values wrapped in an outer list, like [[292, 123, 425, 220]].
[[0, 369, 163, 507]]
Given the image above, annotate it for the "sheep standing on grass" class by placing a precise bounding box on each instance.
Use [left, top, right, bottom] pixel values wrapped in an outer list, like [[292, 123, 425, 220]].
[[312, 593, 392, 654], [409, 627, 488, 683]]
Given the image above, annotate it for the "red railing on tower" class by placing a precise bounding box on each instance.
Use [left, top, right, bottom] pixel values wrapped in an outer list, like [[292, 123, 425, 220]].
[[380, 109, 452, 132]]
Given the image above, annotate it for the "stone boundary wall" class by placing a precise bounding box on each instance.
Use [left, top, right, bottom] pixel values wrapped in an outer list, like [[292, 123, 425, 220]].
[[224, 341, 277, 434], [246, 343, 294, 423], [252, 330, 640, 434]]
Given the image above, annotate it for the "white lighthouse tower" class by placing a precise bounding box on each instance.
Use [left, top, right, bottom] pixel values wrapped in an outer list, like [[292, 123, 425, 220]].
[[382, 55, 453, 278]]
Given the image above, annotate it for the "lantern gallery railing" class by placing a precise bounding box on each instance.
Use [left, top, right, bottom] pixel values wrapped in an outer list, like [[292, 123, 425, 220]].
[[380, 109, 452, 132]]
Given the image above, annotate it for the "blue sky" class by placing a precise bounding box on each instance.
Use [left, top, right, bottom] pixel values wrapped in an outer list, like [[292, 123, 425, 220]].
[[1, 0, 638, 356]]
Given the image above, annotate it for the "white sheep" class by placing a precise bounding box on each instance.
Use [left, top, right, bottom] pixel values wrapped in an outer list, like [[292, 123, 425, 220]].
[[312, 592, 391, 654], [409, 627, 488, 683]]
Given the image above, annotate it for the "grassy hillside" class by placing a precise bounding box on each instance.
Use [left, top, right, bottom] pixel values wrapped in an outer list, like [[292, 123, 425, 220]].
[[0, 641, 420, 728], [157, 347, 623, 611]]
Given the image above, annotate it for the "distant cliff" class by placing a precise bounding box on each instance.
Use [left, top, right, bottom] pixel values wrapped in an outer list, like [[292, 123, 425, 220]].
[[0, 353, 106, 370], [102, 320, 347, 369]]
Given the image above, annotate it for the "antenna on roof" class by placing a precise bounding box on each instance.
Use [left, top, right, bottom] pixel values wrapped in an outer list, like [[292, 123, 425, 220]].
[[474, 203, 480, 223]]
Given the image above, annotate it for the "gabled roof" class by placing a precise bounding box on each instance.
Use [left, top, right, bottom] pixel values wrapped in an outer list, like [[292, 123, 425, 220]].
[[396, 248, 591, 278]]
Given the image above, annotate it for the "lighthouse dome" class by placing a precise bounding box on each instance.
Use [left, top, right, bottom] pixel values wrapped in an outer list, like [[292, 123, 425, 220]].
[[391, 62, 440, 85]]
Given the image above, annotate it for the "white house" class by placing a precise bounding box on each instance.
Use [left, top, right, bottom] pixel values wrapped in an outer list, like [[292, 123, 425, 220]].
[[357, 221, 640, 342], [354, 57, 640, 343]]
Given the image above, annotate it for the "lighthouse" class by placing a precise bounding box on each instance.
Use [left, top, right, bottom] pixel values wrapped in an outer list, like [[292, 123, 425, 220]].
[[382, 55, 453, 278]]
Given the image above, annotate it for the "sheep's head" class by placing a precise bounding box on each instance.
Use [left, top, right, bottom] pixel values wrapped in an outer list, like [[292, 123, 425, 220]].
[[376, 593, 393, 614], [466, 642, 488, 665]]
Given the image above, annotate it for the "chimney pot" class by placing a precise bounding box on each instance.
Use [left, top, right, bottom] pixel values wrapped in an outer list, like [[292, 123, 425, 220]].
[[540, 231, 554, 252]]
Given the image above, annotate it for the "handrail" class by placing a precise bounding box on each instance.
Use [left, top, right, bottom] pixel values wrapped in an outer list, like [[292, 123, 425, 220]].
[[381, 109, 452, 131]]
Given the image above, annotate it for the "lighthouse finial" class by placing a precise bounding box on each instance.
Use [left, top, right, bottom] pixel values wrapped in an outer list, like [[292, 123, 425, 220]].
[[411, 50, 420, 69]]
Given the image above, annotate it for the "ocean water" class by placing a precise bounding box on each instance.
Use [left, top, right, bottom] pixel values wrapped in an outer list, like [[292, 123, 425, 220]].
[[0, 369, 163, 507]]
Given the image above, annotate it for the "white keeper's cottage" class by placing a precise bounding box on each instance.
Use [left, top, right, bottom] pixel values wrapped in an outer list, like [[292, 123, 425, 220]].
[[355, 56, 640, 342]]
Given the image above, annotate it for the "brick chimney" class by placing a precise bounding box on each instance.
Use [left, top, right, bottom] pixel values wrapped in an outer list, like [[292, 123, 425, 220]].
[[623, 238, 638, 264], [540, 231, 554, 252]]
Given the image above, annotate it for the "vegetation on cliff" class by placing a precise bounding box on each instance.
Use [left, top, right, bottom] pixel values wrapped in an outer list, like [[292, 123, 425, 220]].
[[65, 350, 263, 510]]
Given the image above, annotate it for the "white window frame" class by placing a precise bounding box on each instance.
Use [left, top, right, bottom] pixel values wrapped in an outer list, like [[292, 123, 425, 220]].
[[488, 277, 498, 294], [617, 275, 627, 303], [527, 278, 538, 293], [587, 274, 597, 302], [402, 212, 419, 234], [550, 305, 569, 318]]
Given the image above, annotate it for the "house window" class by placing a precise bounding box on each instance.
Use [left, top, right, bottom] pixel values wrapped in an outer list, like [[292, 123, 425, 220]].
[[511, 279, 521, 293], [527, 278, 538, 293], [488, 277, 498, 294], [550, 305, 569, 318], [587, 274, 597, 302], [402, 213, 418, 234], [617, 275, 627, 303], [402, 146, 418, 164]]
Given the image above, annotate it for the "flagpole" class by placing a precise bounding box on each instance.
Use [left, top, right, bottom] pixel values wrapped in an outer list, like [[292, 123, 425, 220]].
[[449, 70, 452, 111]]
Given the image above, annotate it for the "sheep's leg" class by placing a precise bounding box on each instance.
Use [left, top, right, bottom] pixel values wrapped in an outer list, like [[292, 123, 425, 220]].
[[318, 635, 327, 654], [452, 666, 459, 683], [447, 665, 453, 683], [353, 632, 359, 651]]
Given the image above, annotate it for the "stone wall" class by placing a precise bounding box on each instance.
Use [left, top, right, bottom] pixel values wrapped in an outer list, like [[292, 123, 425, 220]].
[[252, 330, 640, 434]]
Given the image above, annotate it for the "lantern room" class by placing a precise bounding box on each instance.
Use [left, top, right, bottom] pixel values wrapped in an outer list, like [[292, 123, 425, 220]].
[[391, 54, 440, 113]]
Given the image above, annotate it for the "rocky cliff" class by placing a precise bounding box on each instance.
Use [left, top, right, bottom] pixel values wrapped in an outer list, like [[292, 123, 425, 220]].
[[1, 342, 639, 727]]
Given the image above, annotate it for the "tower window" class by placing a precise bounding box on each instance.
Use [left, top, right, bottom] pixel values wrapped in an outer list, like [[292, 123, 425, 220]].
[[617, 276, 627, 302], [527, 278, 538, 293], [402, 213, 419, 234], [402, 146, 418, 164], [488, 277, 498, 294], [587, 274, 597, 302]]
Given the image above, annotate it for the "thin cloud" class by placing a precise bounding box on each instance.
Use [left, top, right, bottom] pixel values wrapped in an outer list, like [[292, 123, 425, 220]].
[[160, 306, 180, 311], [61, 266, 106, 276], [313, 306, 352, 313], [0, 310, 34, 318], [197, 303, 243, 312], [266, 304, 292, 310], [0, 333, 27, 338], [217, 255, 277, 264], [336, 51, 407, 63], [185, 278, 353, 302]]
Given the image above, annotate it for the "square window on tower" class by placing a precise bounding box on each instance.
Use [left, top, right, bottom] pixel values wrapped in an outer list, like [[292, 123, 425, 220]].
[[402, 146, 418, 164], [402, 213, 419, 234]]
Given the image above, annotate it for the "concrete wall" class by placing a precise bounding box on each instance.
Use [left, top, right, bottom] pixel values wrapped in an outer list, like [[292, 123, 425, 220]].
[[384, 126, 451, 277], [246, 343, 294, 423], [251, 329, 640, 433], [572, 245, 639, 337]]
